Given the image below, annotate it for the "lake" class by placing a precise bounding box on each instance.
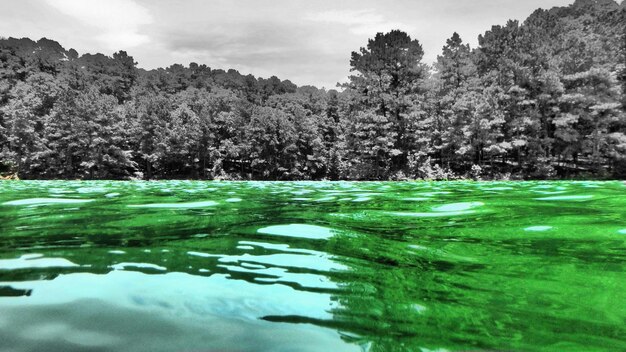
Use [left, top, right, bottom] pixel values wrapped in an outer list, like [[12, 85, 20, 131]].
[[0, 180, 625, 351]]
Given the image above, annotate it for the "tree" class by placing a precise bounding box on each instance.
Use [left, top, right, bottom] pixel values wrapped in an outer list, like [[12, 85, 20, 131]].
[[0, 72, 60, 176], [45, 87, 136, 178], [127, 89, 170, 179], [246, 106, 297, 179], [432, 32, 478, 170], [111, 51, 138, 103], [346, 30, 427, 173]]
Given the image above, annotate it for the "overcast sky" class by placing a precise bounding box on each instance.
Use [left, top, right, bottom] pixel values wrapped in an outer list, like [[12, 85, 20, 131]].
[[1, 0, 576, 89]]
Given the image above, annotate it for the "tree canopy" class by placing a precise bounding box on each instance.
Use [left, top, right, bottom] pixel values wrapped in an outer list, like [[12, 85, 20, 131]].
[[0, 0, 624, 180]]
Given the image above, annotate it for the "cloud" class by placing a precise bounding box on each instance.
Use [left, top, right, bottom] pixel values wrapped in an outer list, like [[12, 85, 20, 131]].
[[43, 0, 152, 50], [152, 20, 336, 80], [305, 9, 415, 36], [2, 0, 574, 89]]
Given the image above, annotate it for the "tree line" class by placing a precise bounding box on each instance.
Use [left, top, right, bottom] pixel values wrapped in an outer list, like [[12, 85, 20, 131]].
[[0, 0, 624, 180]]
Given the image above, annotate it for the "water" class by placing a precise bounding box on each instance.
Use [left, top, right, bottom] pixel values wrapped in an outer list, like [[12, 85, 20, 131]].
[[0, 180, 625, 352]]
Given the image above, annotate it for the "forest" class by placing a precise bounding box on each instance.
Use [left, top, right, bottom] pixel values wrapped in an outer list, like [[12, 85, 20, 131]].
[[0, 0, 624, 180]]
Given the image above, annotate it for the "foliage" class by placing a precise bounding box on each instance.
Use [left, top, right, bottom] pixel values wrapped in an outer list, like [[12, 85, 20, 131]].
[[0, 0, 623, 180]]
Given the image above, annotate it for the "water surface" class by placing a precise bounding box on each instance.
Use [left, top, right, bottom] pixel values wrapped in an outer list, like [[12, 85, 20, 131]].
[[1, 180, 625, 351]]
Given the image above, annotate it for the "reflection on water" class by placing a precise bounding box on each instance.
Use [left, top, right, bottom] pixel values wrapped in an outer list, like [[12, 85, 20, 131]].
[[1, 180, 626, 351]]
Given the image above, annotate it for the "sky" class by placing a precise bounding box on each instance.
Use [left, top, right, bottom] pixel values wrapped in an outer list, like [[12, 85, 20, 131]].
[[0, 0, 577, 89]]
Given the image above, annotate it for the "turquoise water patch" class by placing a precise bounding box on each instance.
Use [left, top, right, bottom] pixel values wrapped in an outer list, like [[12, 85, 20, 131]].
[[385, 201, 483, 218], [535, 195, 593, 201], [432, 202, 484, 212], [411, 304, 427, 313], [532, 190, 568, 195], [257, 224, 337, 240], [388, 211, 475, 217], [2, 198, 94, 206], [110, 262, 167, 271], [187, 251, 222, 258], [524, 226, 553, 232], [0, 254, 79, 269], [128, 200, 219, 208]]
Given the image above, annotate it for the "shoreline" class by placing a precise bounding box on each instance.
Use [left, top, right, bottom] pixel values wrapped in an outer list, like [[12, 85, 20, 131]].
[[0, 178, 622, 182]]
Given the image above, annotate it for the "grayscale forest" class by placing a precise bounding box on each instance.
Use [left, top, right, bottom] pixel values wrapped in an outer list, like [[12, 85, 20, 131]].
[[0, 0, 624, 180]]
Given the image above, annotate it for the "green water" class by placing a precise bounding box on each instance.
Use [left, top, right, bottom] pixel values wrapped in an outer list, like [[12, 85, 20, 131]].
[[0, 181, 625, 352]]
